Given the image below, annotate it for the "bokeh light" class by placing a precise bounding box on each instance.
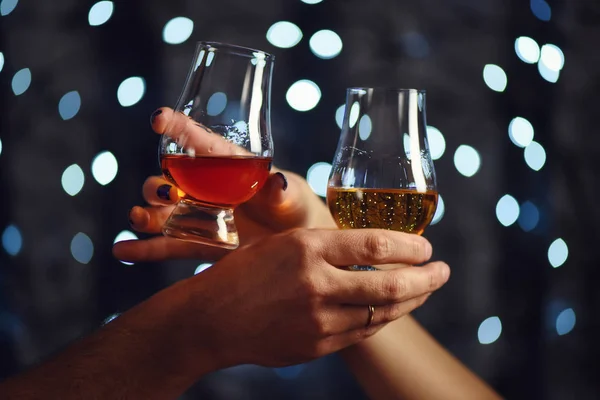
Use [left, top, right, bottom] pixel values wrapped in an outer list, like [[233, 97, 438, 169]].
[[508, 117, 534, 148], [431, 194, 444, 225], [103, 313, 120, 325], [91, 151, 119, 186], [162, 17, 194, 45], [548, 238, 568, 268], [309, 30, 343, 59], [11, 67, 31, 96], [113, 230, 138, 265], [194, 263, 213, 275], [2, 224, 22, 256], [478, 316, 502, 344], [453, 145, 481, 177], [530, 0, 551, 21], [117, 76, 145, 107], [538, 61, 559, 83], [0, 52, 4, 72], [515, 36, 540, 64], [496, 194, 520, 227], [483, 64, 507, 92], [61, 164, 85, 196], [266, 21, 303, 49], [517, 201, 540, 232], [206, 92, 227, 116], [524, 141, 546, 171], [427, 126, 446, 160], [301, 0, 322, 3], [306, 162, 332, 197], [0, 0, 18, 16], [556, 308, 576, 336], [358, 115, 372, 140], [286, 79, 321, 112], [71, 232, 94, 264], [540, 44, 564, 71], [58, 91, 82, 120], [0, 138, 3, 156], [88, 1, 113, 26], [335, 104, 345, 129]]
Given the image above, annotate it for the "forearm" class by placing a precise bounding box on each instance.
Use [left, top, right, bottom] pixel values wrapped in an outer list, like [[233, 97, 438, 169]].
[[341, 315, 502, 400], [0, 280, 216, 400]]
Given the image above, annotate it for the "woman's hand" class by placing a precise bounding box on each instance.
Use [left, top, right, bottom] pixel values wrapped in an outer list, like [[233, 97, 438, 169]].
[[173, 228, 449, 368], [113, 107, 334, 263]]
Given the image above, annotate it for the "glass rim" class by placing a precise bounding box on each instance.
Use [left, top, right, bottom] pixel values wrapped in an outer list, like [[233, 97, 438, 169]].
[[196, 41, 275, 60], [347, 87, 426, 94]]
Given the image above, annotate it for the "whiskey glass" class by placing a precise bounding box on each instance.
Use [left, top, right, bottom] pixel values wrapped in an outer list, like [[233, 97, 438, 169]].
[[327, 88, 438, 270], [160, 42, 274, 249]]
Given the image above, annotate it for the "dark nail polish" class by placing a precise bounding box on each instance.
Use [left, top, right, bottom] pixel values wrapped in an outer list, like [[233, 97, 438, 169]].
[[157, 184, 172, 201], [128, 210, 135, 227], [275, 172, 288, 191], [150, 109, 162, 124]]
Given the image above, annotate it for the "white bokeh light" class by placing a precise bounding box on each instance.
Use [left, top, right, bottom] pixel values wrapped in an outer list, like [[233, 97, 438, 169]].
[[548, 238, 568, 268], [0, 138, 3, 156], [117, 76, 145, 107], [88, 1, 114, 26], [508, 117, 534, 148], [540, 44, 564, 72], [426, 126, 446, 160], [556, 308, 576, 336], [194, 263, 213, 275], [335, 104, 345, 129], [71, 232, 94, 264], [348, 101, 360, 128], [430, 194, 444, 225], [309, 30, 343, 59], [524, 141, 546, 171], [496, 194, 520, 227], [113, 230, 138, 265], [453, 145, 481, 177], [514, 36, 540, 64], [266, 21, 303, 49], [483, 64, 507, 92], [91, 151, 118, 186], [538, 60, 559, 83], [61, 164, 85, 196], [301, 0, 322, 3], [103, 313, 120, 325], [286, 80, 321, 112], [162, 17, 194, 45], [306, 162, 332, 197], [0, 52, 4, 72], [478, 316, 502, 344]]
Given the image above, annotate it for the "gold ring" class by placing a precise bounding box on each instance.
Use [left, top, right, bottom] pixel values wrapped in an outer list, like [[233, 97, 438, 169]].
[[366, 305, 375, 327]]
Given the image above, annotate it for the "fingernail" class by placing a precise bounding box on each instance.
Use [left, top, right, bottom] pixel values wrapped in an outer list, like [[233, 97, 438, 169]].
[[150, 109, 162, 125], [157, 184, 172, 201], [275, 172, 288, 191], [128, 209, 136, 227]]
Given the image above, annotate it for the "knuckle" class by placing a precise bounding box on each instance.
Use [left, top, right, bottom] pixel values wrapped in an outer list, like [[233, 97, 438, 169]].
[[366, 234, 394, 261], [411, 237, 430, 261], [384, 273, 408, 301]]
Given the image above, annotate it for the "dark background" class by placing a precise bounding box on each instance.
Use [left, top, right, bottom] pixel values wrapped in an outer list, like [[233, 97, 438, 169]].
[[1, 0, 599, 398]]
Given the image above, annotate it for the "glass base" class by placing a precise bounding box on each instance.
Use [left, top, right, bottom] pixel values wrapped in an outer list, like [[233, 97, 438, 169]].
[[162, 199, 239, 249], [347, 265, 379, 271]]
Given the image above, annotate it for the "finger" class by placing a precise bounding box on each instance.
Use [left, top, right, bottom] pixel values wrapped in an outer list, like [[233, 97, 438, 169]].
[[142, 176, 183, 206], [336, 293, 431, 332], [333, 262, 450, 305], [317, 229, 433, 266], [316, 322, 387, 356], [129, 205, 174, 234], [112, 236, 229, 263], [151, 107, 249, 157], [240, 171, 310, 231]]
